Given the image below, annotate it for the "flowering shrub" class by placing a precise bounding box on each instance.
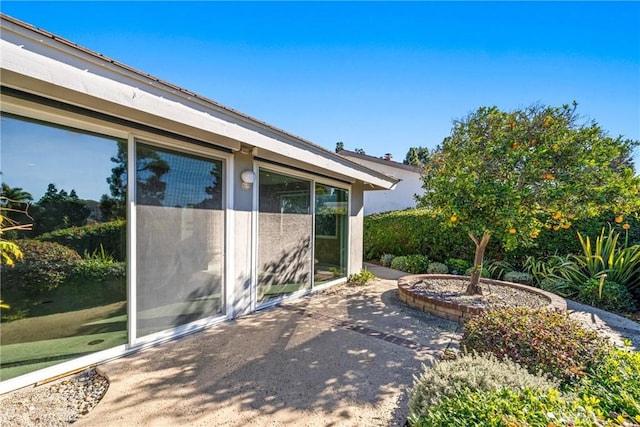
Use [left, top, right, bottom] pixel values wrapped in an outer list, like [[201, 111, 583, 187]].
[[461, 307, 610, 385], [1, 240, 81, 295]]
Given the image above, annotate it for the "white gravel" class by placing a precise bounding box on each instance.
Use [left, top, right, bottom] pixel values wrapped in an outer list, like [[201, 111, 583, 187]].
[[0, 368, 108, 426]]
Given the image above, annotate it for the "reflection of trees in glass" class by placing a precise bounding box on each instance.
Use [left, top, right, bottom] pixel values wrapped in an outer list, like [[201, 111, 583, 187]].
[[102, 141, 127, 220], [135, 145, 170, 206], [31, 184, 90, 235], [200, 164, 222, 209]]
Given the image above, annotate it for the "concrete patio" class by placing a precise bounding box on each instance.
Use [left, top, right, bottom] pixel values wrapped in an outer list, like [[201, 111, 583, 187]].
[[75, 265, 461, 426]]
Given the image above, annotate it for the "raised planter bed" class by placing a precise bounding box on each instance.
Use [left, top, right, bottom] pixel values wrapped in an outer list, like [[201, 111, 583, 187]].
[[397, 274, 567, 323]]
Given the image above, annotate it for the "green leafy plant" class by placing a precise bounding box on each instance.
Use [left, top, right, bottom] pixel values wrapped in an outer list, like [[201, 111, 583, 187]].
[[557, 227, 640, 295], [347, 268, 376, 285], [538, 277, 574, 297], [464, 266, 489, 278], [409, 387, 597, 427], [1, 239, 81, 295], [486, 260, 515, 280], [390, 254, 430, 274], [408, 352, 558, 416], [502, 271, 533, 285], [445, 258, 471, 275], [427, 262, 448, 274], [461, 307, 610, 385], [380, 253, 395, 267], [577, 278, 636, 313], [574, 347, 640, 424]]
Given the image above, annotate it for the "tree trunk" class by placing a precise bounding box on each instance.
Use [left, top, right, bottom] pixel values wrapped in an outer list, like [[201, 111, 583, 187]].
[[466, 231, 491, 295]]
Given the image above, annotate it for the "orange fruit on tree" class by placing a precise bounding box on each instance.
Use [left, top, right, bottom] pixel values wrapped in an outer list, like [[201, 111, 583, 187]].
[[552, 212, 561, 220], [544, 173, 554, 180], [508, 228, 516, 234], [512, 141, 520, 149], [553, 225, 560, 231], [615, 215, 623, 223], [622, 223, 631, 230], [450, 215, 457, 223]]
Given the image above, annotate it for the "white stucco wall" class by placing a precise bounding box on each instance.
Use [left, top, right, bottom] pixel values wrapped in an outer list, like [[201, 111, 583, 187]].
[[339, 154, 424, 215]]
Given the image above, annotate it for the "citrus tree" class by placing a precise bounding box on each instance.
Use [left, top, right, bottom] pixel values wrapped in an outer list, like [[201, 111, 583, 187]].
[[416, 102, 640, 294]]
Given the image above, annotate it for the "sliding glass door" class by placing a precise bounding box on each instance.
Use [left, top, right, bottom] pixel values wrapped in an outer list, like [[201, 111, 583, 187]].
[[257, 169, 312, 303], [314, 184, 348, 284]]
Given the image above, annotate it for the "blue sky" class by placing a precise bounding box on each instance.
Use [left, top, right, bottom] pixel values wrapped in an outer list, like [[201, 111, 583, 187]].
[[2, 1, 639, 170]]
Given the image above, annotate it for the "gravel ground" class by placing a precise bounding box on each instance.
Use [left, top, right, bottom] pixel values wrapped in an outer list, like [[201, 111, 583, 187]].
[[0, 368, 108, 426], [408, 277, 549, 309]]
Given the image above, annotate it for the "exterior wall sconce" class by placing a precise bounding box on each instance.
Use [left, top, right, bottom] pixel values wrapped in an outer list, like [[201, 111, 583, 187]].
[[240, 170, 256, 190]]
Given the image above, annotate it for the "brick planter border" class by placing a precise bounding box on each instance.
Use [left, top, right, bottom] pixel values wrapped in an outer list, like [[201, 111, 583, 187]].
[[397, 274, 567, 323]]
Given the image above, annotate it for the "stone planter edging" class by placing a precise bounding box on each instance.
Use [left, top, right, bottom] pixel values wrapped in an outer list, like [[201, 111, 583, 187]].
[[397, 274, 567, 323]]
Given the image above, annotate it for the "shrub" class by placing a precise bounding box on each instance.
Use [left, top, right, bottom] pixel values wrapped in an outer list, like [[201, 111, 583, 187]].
[[426, 262, 448, 274], [404, 254, 430, 274], [574, 347, 640, 423], [347, 269, 376, 285], [390, 256, 408, 272], [408, 352, 558, 417], [38, 219, 126, 261], [1, 240, 81, 295], [409, 387, 596, 427], [576, 278, 636, 313], [390, 254, 430, 274], [487, 260, 515, 280], [380, 253, 395, 267], [68, 260, 126, 290], [461, 307, 610, 385], [502, 271, 533, 285], [445, 258, 471, 275]]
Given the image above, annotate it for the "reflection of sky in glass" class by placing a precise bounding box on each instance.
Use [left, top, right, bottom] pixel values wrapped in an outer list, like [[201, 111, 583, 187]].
[[137, 144, 221, 208], [1, 116, 120, 201]]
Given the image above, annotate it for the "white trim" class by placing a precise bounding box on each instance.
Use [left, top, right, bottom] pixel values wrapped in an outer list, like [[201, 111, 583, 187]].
[[250, 162, 259, 314], [224, 152, 235, 320], [127, 134, 137, 346]]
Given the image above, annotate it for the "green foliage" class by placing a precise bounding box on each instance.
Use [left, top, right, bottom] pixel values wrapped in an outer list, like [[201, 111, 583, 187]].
[[502, 271, 533, 285], [408, 352, 558, 416], [464, 266, 489, 278], [445, 258, 471, 274], [380, 253, 395, 267], [347, 269, 376, 285], [409, 387, 596, 427], [539, 277, 574, 297], [31, 184, 91, 236], [1, 240, 81, 295], [415, 102, 640, 293], [575, 347, 640, 423], [390, 254, 430, 274], [38, 220, 126, 261], [577, 278, 636, 313], [427, 262, 449, 274], [486, 260, 515, 280], [557, 227, 640, 294], [403, 146, 431, 167], [461, 307, 610, 385], [67, 260, 126, 296]]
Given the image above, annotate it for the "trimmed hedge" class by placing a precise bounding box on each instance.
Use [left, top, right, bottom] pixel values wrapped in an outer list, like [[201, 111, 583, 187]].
[[38, 219, 126, 261], [364, 209, 640, 266]]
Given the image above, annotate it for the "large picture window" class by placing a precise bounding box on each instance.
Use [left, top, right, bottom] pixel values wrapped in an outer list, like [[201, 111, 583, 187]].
[[0, 114, 128, 381], [135, 142, 225, 337]]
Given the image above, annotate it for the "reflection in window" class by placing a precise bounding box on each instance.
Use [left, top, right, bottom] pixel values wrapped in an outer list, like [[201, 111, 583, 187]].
[[257, 169, 312, 303], [0, 114, 127, 381], [136, 143, 224, 337], [314, 184, 349, 284]]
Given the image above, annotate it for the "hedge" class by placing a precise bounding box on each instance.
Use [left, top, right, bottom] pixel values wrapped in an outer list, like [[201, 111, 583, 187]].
[[38, 219, 126, 261], [364, 209, 640, 266]]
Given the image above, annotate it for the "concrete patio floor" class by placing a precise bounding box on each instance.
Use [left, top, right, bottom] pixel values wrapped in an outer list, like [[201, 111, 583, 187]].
[[75, 265, 460, 426]]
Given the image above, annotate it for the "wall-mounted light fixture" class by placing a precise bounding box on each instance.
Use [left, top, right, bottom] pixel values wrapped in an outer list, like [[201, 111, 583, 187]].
[[240, 170, 256, 190]]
